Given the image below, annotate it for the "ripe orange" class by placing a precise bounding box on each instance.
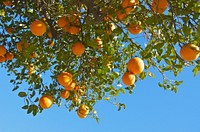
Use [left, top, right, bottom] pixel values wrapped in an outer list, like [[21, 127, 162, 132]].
[[6, 27, 14, 34], [5, 52, 14, 60], [63, 25, 71, 32], [67, 13, 80, 25], [180, 44, 199, 61], [72, 96, 80, 104], [90, 58, 97, 67], [128, 23, 142, 35], [116, 11, 127, 21], [3, 0, 12, 6], [39, 95, 53, 109], [69, 26, 81, 35], [77, 104, 89, 118], [0, 45, 7, 56], [16, 41, 29, 52], [127, 57, 144, 74], [122, 0, 139, 8], [152, 0, 168, 14], [30, 20, 46, 36], [64, 80, 76, 90], [72, 42, 85, 56], [47, 31, 52, 38], [57, 16, 68, 28], [48, 40, 54, 47], [57, 72, 73, 87], [122, 72, 135, 86], [0, 56, 6, 62], [30, 52, 37, 58], [77, 110, 87, 118], [122, 0, 139, 13], [60, 90, 70, 99]]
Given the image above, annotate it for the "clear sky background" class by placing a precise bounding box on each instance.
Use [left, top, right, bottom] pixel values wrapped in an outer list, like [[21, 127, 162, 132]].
[[1, 64, 200, 132]]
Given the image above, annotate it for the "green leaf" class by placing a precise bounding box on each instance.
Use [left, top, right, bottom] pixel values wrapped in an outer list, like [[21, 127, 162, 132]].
[[193, 66, 199, 76], [104, 97, 110, 100], [18, 92, 27, 97], [12, 86, 19, 91], [139, 72, 146, 80], [119, 88, 125, 94], [22, 105, 28, 109], [158, 83, 163, 87], [173, 87, 178, 93], [175, 81, 183, 86]]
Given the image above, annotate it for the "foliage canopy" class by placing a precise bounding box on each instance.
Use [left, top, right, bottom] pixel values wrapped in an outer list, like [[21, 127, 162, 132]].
[[1, 0, 200, 121]]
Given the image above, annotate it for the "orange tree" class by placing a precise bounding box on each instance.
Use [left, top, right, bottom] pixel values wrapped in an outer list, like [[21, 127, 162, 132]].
[[1, 0, 200, 121]]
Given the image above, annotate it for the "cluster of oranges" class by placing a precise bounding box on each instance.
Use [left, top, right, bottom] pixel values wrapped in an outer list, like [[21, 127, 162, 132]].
[[29, 16, 84, 56], [57, 14, 81, 35], [116, 0, 168, 21], [0, 45, 14, 62], [39, 72, 89, 118], [122, 57, 144, 86], [2, 0, 12, 6]]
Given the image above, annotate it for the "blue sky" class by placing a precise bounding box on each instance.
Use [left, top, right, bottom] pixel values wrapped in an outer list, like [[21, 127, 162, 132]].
[[1, 65, 200, 132]]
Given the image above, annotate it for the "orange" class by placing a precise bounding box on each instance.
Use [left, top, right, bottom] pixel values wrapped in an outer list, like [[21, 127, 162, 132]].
[[5, 52, 14, 60], [39, 95, 53, 109], [30, 20, 46, 36], [128, 23, 142, 35], [0, 56, 6, 62], [116, 11, 127, 21], [60, 90, 70, 99], [72, 42, 85, 56], [67, 14, 80, 25], [90, 57, 97, 67], [69, 26, 81, 35], [122, 72, 135, 86], [48, 40, 54, 47], [180, 44, 199, 61], [30, 52, 37, 58], [75, 85, 80, 91], [0, 45, 7, 56], [63, 25, 71, 32], [77, 110, 87, 118], [57, 16, 68, 28], [122, 0, 139, 13], [78, 104, 89, 114], [47, 31, 52, 38], [3, 0, 12, 6], [77, 104, 89, 118], [72, 96, 80, 104], [6, 27, 14, 34], [127, 57, 144, 74], [152, 0, 168, 14], [57, 72, 73, 87], [122, 0, 139, 8], [122, 0, 130, 8], [64, 81, 76, 90], [16, 41, 29, 52]]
